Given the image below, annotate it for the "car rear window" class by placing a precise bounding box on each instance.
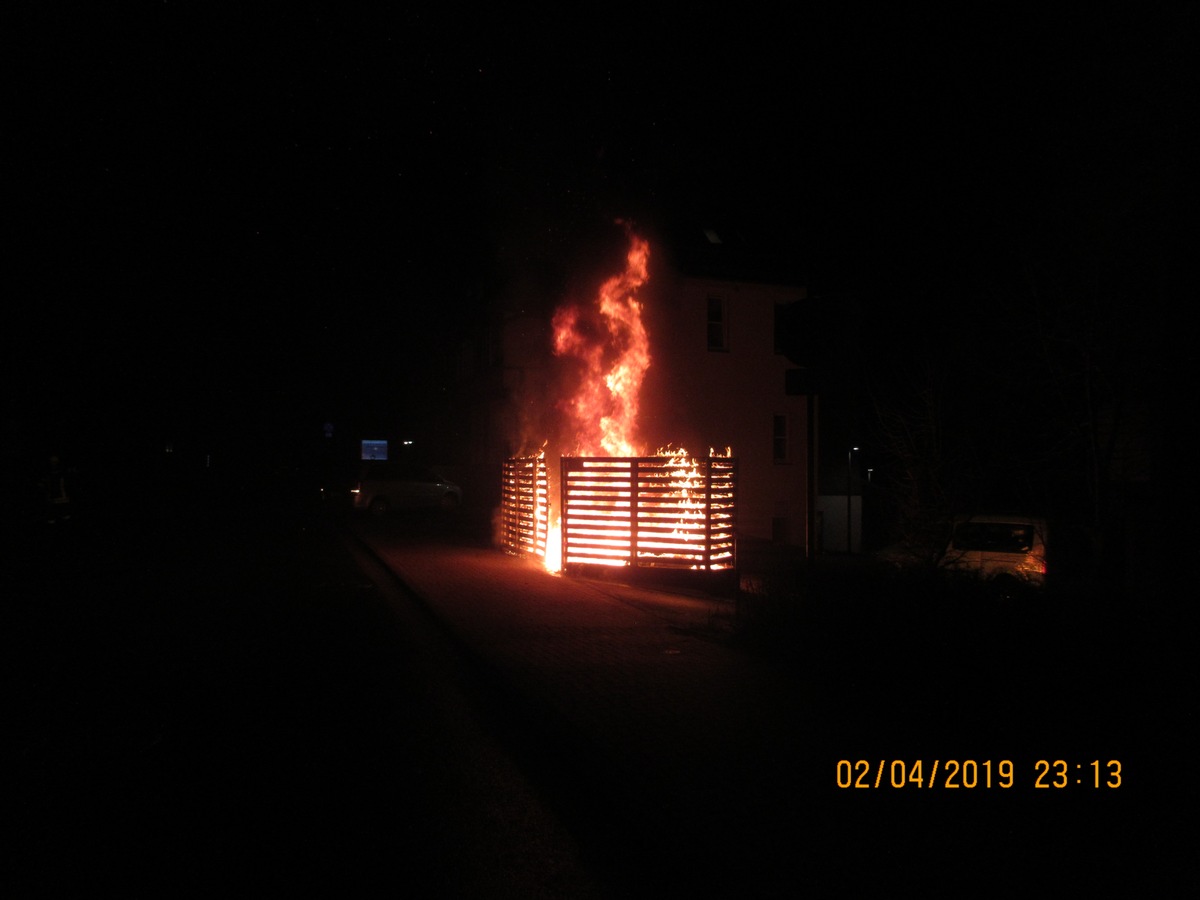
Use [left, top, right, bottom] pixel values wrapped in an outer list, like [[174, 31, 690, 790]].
[[360, 462, 442, 482], [951, 523, 1036, 553]]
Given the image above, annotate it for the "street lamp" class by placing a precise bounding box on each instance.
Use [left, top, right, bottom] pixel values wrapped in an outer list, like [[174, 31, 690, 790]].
[[847, 446, 858, 554]]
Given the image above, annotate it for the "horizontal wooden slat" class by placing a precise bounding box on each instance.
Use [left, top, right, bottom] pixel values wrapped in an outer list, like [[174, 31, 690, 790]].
[[501, 456, 549, 559], [560, 455, 737, 572]]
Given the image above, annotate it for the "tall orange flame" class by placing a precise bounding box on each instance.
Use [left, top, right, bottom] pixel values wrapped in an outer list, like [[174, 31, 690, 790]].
[[552, 232, 651, 457], [526, 232, 736, 577]]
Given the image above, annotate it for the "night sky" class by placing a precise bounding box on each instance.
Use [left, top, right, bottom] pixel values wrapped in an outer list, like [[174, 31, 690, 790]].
[[6, 6, 1184, 478]]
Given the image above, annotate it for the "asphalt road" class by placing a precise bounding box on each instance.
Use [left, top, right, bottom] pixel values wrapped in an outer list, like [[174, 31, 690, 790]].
[[3, 485, 1190, 895], [6, 494, 599, 896]]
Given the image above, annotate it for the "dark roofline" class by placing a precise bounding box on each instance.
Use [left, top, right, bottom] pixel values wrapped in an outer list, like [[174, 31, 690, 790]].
[[645, 215, 807, 287]]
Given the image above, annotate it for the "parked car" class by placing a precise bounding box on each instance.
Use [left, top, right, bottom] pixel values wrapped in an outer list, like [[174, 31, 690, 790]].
[[877, 513, 1048, 592], [941, 514, 1047, 590], [350, 461, 462, 517]]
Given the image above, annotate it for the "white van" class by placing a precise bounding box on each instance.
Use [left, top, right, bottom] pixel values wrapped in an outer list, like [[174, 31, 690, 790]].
[[351, 461, 462, 517], [940, 514, 1048, 589]]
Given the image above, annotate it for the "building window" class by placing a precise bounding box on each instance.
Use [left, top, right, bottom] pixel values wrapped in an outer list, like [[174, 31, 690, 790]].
[[773, 414, 789, 462], [707, 296, 728, 351]]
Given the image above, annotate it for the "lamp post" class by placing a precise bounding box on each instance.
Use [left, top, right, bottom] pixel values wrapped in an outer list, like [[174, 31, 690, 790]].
[[847, 446, 858, 554]]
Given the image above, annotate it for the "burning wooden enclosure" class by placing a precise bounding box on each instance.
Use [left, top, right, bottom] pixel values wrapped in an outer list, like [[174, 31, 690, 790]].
[[498, 229, 743, 577], [501, 450, 737, 575], [499, 455, 550, 559]]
